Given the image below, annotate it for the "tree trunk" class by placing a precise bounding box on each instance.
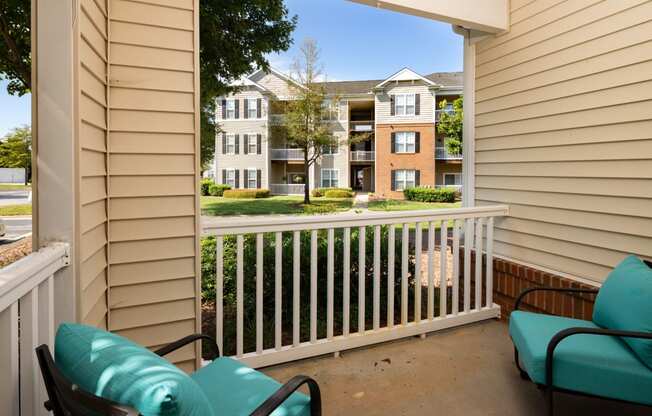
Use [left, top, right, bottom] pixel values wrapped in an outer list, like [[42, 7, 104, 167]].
[[303, 151, 310, 204]]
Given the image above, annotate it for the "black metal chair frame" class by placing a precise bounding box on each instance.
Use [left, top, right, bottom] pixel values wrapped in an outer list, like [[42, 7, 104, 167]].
[[512, 282, 652, 416], [36, 334, 322, 416]]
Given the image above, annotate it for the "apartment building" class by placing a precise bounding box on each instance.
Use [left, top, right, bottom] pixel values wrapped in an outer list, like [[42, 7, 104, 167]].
[[213, 67, 462, 198]]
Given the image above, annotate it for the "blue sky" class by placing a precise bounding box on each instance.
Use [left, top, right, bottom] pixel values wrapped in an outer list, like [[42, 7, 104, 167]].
[[0, 0, 462, 136]]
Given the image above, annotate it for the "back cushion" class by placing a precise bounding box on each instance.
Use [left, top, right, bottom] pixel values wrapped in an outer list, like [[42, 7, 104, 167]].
[[55, 323, 214, 416], [593, 255, 652, 369]]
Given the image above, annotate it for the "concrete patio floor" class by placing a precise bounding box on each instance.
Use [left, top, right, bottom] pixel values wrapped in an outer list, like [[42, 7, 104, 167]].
[[263, 319, 650, 416]]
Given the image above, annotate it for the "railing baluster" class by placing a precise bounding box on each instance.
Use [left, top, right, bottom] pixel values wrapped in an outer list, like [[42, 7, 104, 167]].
[[236, 235, 244, 357], [358, 226, 366, 334], [387, 225, 395, 328], [327, 229, 334, 340], [0, 302, 19, 416], [414, 222, 422, 323], [274, 232, 282, 350], [464, 219, 474, 313], [256, 233, 263, 354], [401, 224, 408, 325], [343, 227, 351, 337], [20, 287, 39, 416], [373, 225, 381, 330], [452, 221, 461, 316], [216, 236, 224, 355], [293, 231, 301, 346], [486, 217, 494, 308], [310, 230, 318, 343], [427, 221, 435, 320], [475, 218, 484, 311], [439, 220, 448, 318]]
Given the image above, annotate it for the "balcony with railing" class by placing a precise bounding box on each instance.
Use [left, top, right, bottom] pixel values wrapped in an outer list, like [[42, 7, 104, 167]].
[[270, 148, 305, 161], [350, 150, 375, 162], [435, 108, 455, 122], [435, 147, 463, 160], [349, 120, 375, 132], [269, 183, 305, 195]]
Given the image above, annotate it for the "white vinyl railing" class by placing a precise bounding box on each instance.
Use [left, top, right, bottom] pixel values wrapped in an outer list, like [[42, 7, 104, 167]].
[[270, 148, 305, 160], [0, 243, 70, 416], [435, 147, 462, 160], [204, 205, 507, 368], [350, 151, 375, 162], [270, 183, 305, 195]]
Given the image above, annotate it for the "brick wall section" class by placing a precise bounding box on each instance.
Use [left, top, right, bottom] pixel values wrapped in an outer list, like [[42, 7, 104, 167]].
[[460, 251, 599, 321]]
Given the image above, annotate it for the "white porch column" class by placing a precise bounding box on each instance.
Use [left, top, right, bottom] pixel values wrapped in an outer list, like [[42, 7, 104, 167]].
[[461, 31, 476, 208]]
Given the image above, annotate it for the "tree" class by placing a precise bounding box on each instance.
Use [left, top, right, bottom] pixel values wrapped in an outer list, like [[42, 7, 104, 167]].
[[0, 0, 297, 169], [437, 97, 463, 155], [0, 126, 31, 184], [284, 39, 338, 204]]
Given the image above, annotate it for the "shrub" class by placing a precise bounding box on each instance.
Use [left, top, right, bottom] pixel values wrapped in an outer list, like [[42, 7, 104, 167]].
[[403, 187, 456, 203], [312, 187, 353, 197], [201, 179, 214, 196], [208, 183, 231, 197], [324, 189, 354, 198], [223, 188, 270, 199]]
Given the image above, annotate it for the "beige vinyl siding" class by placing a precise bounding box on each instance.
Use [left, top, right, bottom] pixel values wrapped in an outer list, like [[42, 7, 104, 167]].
[[474, 0, 652, 283], [375, 82, 435, 124], [79, 0, 109, 329], [249, 71, 296, 98], [103, 0, 200, 369]]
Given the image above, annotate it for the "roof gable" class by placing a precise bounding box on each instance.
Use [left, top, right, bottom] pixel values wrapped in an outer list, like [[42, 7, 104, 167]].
[[375, 67, 437, 89]]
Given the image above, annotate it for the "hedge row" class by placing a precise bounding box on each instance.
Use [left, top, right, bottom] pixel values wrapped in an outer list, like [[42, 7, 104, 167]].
[[324, 189, 354, 198], [311, 187, 353, 197], [403, 186, 456, 203], [223, 189, 271, 199], [208, 184, 231, 197]]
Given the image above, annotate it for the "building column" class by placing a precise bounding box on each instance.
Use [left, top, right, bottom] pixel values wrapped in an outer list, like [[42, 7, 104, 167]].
[[461, 31, 476, 208]]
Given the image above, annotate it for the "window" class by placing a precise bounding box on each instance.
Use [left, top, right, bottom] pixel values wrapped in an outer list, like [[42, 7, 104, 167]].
[[321, 140, 338, 155], [225, 99, 236, 119], [247, 134, 258, 154], [395, 132, 415, 153], [246, 98, 258, 119], [225, 134, 236, 154], [321, 169, 339, 188], [321, 99, 338, 120], [444, 173, 462, 186], [394, 169, 415, 191], [224, 169, 236, 187], [247, 168, 258, 189], [395, 94, 415, 116]]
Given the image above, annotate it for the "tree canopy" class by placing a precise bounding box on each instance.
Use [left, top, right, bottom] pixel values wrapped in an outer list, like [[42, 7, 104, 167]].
[[0, 0, 31, 96], [0, 126, 31, 184], [436, 97, 463, 155]]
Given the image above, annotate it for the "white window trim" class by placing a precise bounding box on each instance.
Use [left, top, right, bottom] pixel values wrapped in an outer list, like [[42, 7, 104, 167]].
[[246, 167, 258, 189], [246, 133, 258, 154], [225, 134, 236, 155], [395, 131, 416, 154], [443, 172, 462, 186], [246, 98, 259, 119], [321, 99, 339, 121], [394, 93, 416, 117], [320, 168, 339, 188], [225, 99, 236, 120], [394, 169, 416, 191], [224, 168, 237, 187]]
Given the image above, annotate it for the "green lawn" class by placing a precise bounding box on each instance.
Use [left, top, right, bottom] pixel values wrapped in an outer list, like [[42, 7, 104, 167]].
[[201, 196, 353, 216], [0, 204, 32, 216], [368, 200, 461, 212], [0, 184, 30, 191]]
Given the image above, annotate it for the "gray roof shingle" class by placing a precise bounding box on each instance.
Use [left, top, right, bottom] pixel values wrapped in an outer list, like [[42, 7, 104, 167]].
[[319, 71, 462, 95]]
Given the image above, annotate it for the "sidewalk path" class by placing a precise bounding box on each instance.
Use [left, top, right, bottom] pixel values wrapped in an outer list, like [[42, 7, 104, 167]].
[[352, 193, 369, 210]]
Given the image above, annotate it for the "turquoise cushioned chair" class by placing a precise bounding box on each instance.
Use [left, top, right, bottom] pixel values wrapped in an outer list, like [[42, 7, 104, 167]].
[[36, 324, 321, 416], [509, 256, 652, 416]]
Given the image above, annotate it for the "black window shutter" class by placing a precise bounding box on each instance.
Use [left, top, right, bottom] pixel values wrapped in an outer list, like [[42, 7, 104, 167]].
[[222, 133, 226, 154], [391, 170, 396, 191], [415, 132, 421, 153], [244, 134, 249, 155], [234, 99, 240, 119], [257, 99, 262, 118], [235, 134, 240, 154], [235, 170, 240, 188], [243, 170, 248, 188], [415, 170, 421, 186], [222, 169, 227, 184], [390, 132, 396, 153], [415, 94, 420, 115], [390, 95, 395, 116], [257, 169, 262, 188], [244, 100, 249, 119], [221, 99, 226, 119], [257, 134, 262, 154]]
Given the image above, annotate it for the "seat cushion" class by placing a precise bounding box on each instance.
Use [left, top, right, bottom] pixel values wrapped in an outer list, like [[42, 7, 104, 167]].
[[593, 255, 652, 369], [191, 357, 311, 416], [510, 311, 652, 405], [55, 323, 214, 416]]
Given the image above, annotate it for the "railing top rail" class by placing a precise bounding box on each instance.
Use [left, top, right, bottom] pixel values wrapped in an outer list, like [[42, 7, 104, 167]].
[[0, 242, 70, 310], [204, 205, 508, 236]]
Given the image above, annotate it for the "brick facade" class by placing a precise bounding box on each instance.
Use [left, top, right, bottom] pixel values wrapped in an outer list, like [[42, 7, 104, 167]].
[[375, 123, 436, 199], [460, 251, 599, 321]]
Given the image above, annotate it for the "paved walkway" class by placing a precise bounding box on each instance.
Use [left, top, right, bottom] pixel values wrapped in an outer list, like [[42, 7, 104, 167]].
[[352, 193, 369, 210]]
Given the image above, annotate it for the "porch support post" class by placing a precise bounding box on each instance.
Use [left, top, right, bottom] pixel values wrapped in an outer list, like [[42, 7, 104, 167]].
[[461, 30, 476, 208]]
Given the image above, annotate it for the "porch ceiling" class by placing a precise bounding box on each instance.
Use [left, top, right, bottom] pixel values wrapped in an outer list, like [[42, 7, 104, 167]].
[[263, 320, 650, 416]]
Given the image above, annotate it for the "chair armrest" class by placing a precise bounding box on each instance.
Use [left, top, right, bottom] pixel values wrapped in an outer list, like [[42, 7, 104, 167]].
[[154, 334, 220, 360], [250, 375, 322, 416], [514, 287, 599, 311], [545, 327, 652, 387]]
